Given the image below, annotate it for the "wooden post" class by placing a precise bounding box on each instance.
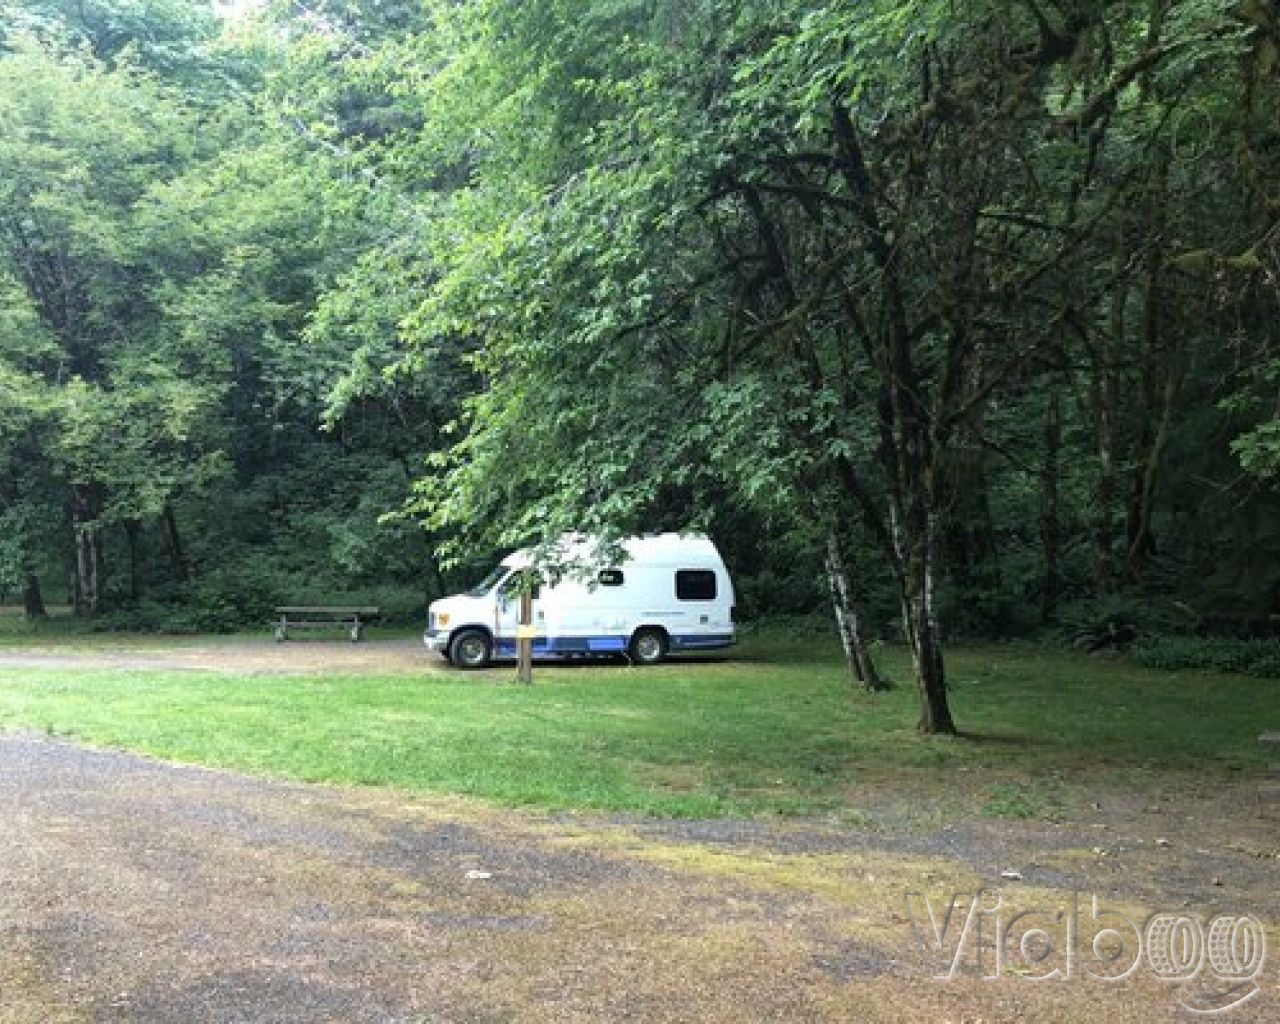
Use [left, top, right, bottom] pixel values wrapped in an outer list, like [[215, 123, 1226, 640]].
[[517, 570, 533, 685]]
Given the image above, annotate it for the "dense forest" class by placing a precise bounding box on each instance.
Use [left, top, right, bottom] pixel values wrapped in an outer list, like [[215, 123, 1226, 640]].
[[1, 0, 1278, 729]]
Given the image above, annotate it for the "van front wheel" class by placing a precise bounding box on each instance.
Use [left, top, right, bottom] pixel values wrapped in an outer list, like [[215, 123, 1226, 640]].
[[450, 628, 492, 669], [629, 628, 668, 666]]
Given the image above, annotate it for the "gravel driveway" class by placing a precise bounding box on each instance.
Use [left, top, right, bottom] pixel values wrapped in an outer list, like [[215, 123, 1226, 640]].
[[1, 732, 1276, 1023], [0, 640, 438, 677]]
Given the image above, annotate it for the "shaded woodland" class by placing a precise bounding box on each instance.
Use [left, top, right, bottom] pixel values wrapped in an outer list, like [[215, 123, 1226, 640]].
[[2, 0, 1279, 729]]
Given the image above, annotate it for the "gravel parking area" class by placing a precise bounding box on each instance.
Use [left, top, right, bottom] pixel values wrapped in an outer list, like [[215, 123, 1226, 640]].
[[0, 639, 437, 677], [0, 730, 1276, 1022]]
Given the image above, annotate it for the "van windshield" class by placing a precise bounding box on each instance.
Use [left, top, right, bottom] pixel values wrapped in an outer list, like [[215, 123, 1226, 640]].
[[466, 565, 510, 598]]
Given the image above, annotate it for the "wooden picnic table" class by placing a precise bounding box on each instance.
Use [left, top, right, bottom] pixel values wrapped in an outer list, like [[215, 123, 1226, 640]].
[[274, 606, 379, 643]]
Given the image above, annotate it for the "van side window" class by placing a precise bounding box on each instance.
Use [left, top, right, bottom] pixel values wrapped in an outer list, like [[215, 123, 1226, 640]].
[[675, 569, 717, 601], [598, 569, 625, 587]]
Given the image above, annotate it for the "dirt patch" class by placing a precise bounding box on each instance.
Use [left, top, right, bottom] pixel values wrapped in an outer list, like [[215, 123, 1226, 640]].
[[0, 733, 1277, 1021], [0, 639, 441, 677]]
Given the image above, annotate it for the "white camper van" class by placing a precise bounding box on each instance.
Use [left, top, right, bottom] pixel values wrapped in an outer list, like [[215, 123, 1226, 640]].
[[424, 533, 735, 668]]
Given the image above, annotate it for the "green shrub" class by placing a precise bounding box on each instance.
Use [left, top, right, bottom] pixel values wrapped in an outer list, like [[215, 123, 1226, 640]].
[[1247, 652, 1280, 678], [1057, 595, 1200, 651], [733, 567, 827, 621], [97, 575, 429, 633], [96, 599, 203, 634], [1132, 636, 1280, 678], [1130, 635, 1199, 671]]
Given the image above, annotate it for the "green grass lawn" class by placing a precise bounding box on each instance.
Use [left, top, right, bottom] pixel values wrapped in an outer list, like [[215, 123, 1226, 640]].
[[0, 623, 1275, 820]]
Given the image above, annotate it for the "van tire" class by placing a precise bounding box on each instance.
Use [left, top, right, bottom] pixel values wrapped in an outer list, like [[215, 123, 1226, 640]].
[[450, 628, 492, 669], [629, 628, 668, 666]]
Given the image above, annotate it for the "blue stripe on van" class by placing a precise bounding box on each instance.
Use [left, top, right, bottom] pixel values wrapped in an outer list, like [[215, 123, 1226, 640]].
[[587, 636, 627, 652], [670, 634, 735, 650], [493, 635, 616, 657], [491, 633, 734, 658]]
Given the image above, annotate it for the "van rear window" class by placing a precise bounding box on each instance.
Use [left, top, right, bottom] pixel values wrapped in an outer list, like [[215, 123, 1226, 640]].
[[676, 569, 717, 601]]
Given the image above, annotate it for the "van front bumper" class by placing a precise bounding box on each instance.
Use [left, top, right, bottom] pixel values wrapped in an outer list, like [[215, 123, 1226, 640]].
[[423, 630, 449, 653]]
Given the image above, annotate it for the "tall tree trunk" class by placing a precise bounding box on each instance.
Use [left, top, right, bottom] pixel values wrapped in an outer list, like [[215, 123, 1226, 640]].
[[74, 529, 103, 616], [1126, 367, 1176, 582], [1126, 186, 1174, 583], [21, 567, 47, 619], [72, 484, 103, 616], [1041, 391, 1062, 621], [124, 519, 142, 601], [824, 529, 888, 692], [160, 503, 189, 583], [943, 448, 1002, 626], [1092, 235, 1128, 593], [884, 330, 956, 735], [893, 506, 955, 735], [424, 547, 447, 600], [831, 102, 958, 733]]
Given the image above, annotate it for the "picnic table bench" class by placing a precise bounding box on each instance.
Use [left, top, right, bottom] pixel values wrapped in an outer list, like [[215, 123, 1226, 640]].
[[274, 606, 379, 643]]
